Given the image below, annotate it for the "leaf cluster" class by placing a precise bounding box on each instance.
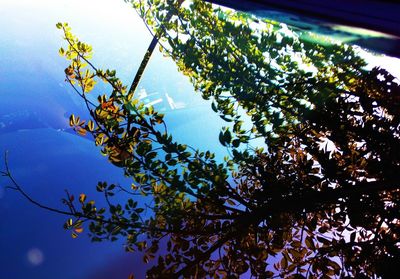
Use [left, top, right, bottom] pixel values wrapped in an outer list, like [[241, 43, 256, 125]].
[[50, 5, 400, 279]]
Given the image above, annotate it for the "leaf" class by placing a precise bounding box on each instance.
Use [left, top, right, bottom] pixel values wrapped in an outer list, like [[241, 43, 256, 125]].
[[69, 114, 76, 126], [79, 193, 86, 203], [350, 231, 356, 243], [232, 139, 240, 148], [87, 120, 94, 131], [328, 260, 341, 274], [74, 227, 84, 234], [211, 102, 218, 112], [59, 47, 65, 56], [226, 199, 236, 206], [219, 114, 233, 122], [76, 127, 87, 136], [305, 236, 315, 250], [289, 248, 302, 260], [280, 255, 288, 269], [84, 78, 96, 93], [316, 236, 330, 245]]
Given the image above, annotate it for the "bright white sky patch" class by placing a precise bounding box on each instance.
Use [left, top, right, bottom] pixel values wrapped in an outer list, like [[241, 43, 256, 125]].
[[360, 50, 400, 80]]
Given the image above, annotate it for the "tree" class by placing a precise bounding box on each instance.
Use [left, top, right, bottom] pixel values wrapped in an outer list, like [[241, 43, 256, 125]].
[[5, 1, 400, 278]]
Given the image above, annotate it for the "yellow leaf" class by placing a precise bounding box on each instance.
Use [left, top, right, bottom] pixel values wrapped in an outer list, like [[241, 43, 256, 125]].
[[87, 120, 94, 131], [84, 78, 96, 93], [74, 227, 84, 234], [69, 114, 75, 126], [79, 193, 86, 203]]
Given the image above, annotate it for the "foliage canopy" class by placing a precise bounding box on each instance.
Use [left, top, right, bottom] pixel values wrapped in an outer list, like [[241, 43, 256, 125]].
[[6, 1, 400, 278]]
